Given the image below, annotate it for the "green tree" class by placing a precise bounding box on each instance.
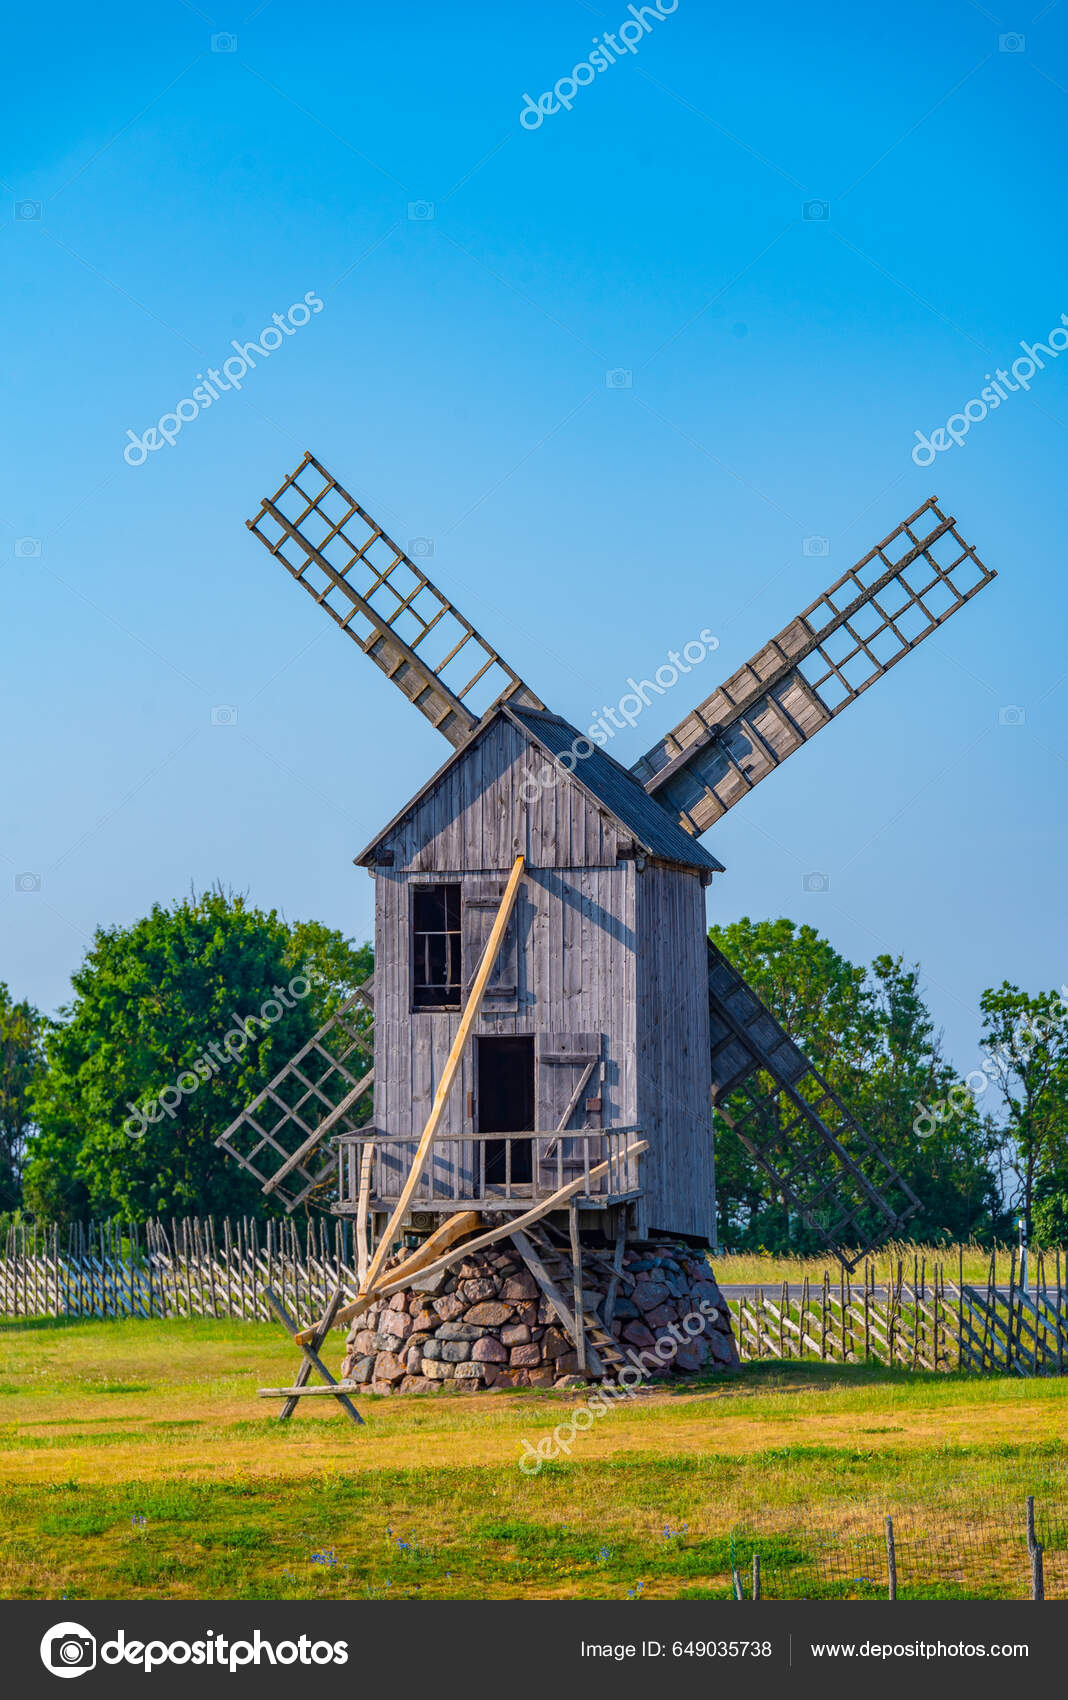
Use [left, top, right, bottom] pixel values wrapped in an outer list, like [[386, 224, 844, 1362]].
[[23, 890, 371, 1222], [850, 954, 1002, 1245], [0, 983, 45, 1210], [709, 918, 1001, 1253], [978, 982, 1068, 1241]]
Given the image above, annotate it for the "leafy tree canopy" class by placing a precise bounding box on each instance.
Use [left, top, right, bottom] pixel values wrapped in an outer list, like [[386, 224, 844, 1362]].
[[0, 982, 45, 1213], [709, 917, 1003, 1254], [22, 889, 370, 1222], [978, 981, 1068, 1241]]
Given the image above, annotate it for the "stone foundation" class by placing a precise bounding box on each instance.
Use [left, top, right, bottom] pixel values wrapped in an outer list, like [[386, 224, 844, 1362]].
[[342, 1239, 739, 1393]]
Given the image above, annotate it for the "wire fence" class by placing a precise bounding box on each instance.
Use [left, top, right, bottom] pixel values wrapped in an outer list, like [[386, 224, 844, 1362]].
[[728, 1495, 1067, 1600]]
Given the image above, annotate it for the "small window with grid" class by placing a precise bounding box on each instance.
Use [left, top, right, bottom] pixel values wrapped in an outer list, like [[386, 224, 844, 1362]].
[[412, 884, 462, 1008]]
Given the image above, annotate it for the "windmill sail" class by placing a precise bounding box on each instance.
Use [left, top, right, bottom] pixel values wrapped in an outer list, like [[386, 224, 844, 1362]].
[[707, 941, 920, 1264], [248, 452, 543, 748], [631, 497, 995, 835], [219, 468, 987, 1264], [215, 985, 374, 1213]]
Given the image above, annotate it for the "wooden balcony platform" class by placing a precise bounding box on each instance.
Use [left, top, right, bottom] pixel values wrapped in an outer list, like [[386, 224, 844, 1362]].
[[333, 1127, 643, 1214]]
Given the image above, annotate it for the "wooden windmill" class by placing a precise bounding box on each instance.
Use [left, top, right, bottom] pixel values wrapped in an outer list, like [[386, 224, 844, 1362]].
[[218, 452, 996, 1316]]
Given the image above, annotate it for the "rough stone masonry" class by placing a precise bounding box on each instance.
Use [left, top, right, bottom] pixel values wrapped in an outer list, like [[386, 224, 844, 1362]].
[[342, 1240, 738, 1394]]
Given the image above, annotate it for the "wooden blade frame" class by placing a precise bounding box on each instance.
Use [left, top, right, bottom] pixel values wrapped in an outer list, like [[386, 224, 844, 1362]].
[[248, 452, 543, 748], [707, 942, 920, 1268], [632, 497, 996, 834], [215, 984, 374, 1212]]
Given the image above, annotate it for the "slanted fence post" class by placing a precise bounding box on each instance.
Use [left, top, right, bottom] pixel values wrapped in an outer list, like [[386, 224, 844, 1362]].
[[885, 1515, 897, 1601]]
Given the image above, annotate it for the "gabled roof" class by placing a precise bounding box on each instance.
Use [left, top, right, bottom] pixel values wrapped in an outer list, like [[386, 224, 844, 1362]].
[[355, 705, 724, 874], [506, 707, 724, 872]]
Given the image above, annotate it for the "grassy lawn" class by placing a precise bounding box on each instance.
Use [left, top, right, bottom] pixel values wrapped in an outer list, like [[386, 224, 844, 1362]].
[[714, 1240, 1033, 1284], [2, 1317, 1066, 1600]]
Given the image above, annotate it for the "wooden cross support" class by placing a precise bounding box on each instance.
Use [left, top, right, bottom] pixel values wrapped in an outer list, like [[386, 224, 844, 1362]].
[[301, 1141, 648, 1342], [260, 1285, 364, 1425]]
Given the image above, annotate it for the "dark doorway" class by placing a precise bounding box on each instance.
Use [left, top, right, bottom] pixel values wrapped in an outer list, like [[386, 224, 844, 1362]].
[[477, 1035, 534, 1186]]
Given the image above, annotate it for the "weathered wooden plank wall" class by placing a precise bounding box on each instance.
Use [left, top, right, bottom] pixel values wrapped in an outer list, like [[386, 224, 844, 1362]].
[[636, 864, 716, 1241], [376, 716, 620, 873], [372, 863, 638, 1203], [365, 711, 717, 1233], [369, 715, 641, 1207]]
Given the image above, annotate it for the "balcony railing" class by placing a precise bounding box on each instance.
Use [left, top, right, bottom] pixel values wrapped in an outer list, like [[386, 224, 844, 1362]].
[[334, 1127, 642, 1213]]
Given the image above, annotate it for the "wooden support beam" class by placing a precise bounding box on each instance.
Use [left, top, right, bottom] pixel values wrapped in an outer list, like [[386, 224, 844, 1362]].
[[263, 1285, 363, 1425], [301, 1210, 482, 1342], [258, 1381, 362, 1398], [273, 1285, 344, 1420], [379, 1208, 483, 1292], [310, 1141, 646, 1341], [512, 1228, 604, 1379], [360, 855, 525, 1297], [568, 1202, 587, 1377], [355, 1143, 374, 1285]]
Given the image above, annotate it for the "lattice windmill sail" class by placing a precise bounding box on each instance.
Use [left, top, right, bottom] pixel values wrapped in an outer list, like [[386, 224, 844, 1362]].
[[217, 984, 374, 1211], [247, 452, 544, 746], [706, 941, 920, 1258], [630, 499, 995, 833], [219, 451, 995, 1265]]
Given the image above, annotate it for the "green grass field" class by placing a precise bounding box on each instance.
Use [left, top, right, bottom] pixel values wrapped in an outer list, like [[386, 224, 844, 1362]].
[[2, 1316, 1067, 1600], [714, 1240, 1034, 1284]]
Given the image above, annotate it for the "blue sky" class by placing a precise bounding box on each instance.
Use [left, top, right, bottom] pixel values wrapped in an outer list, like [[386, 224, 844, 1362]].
[[3, 0, 1067, 1072]]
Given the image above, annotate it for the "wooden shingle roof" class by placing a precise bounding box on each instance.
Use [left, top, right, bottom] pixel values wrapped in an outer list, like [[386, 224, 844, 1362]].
[[355, 706, 724, 873]]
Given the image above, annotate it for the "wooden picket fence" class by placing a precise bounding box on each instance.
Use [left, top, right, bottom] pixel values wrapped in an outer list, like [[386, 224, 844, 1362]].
[[728, 1249, 1068, 1376], [0, 1218, 361, 1323], [5, 1224, 1068, 1376]]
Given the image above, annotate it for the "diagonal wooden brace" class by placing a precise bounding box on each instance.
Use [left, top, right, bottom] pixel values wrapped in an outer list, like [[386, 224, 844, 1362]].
[[309, 1138, 648, 1342], [360, 854, 526, 1298], [262, 1284, 364, 1425]]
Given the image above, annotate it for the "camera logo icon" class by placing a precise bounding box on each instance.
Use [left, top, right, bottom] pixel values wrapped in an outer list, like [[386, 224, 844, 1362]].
[[998, 704, 1026, 727], [408, 537, 434, 558], [803, 200, 829, 220], [211, 705, 238, 726], [803, 536, 829, 557], [211, 32, 237, 52], [999, 32, 1026, 52], [802, 871, 829, 894], [15, 538, 42, 557], [605, 368, 633, 389], [407, 200, 435, 221], [15, 200, 42, 221], [15, 872, 41, 893], [40, 1622, 97, 1678]]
